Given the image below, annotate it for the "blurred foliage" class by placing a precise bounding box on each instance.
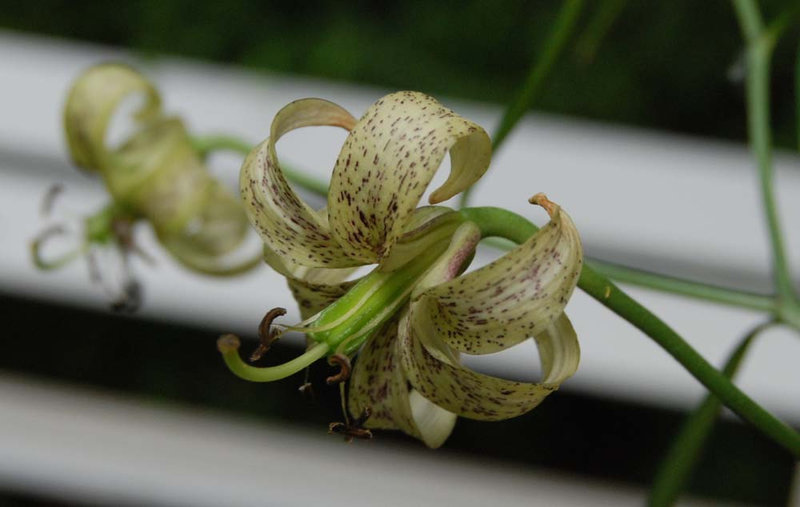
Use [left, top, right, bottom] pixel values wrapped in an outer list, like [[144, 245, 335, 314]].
[[1, 0, 799, 147]]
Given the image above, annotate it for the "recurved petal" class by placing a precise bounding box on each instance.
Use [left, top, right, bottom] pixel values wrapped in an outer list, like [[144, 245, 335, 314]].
[[399, 309, 559, 421], [328, 91, 491, 263], [240, 99, 360, 269], [349, 316, 456, 448], [414, 195, 583, 355], [159, 183, 261, 276], [262, 206, 359, 319], [378, 206, 464, 272], [535, 313, 580, 385], [64, 63, 161, 173]]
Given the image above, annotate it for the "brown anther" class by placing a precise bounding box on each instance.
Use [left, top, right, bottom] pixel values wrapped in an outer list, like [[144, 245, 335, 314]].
[[250, 307, 287, 362], [328, 409, 373, 443], [298, 382, 315, 401], [111, 218, 135, 247], [325, 353, 351, 385], [41, 184, 64, 217], [110, 279, 142, 313]]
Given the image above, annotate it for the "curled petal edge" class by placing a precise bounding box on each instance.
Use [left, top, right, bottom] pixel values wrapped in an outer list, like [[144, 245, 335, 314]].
[[414, 194, 583, 355], [240, 99, 360, 269]]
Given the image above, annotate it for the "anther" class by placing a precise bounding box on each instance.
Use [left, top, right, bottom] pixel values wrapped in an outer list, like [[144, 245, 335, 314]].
[[298, 382, 315, 401], [325, 353, 351, 384], [41, 184, 64, 217], [110, 279, 142, 313], [250, 307, 287, 362], [328, 408, 373, 443]]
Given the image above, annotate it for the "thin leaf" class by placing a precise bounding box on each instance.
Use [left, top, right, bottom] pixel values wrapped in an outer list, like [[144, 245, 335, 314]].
[[648, 321, 773, 507]]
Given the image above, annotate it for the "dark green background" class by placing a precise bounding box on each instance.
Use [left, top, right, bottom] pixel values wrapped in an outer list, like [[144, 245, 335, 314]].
[[2, 0, 799, 147]]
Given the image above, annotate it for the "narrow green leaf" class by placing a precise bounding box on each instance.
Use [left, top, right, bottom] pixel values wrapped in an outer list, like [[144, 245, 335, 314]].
[[648, 321, 773, 507], [574, 0, 627, 63], [459, 0, 584, 208]]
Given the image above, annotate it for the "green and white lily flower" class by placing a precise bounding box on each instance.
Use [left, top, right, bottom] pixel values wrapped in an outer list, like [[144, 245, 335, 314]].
[[34, 64, 261, 309], [218, 91, 583, 447]]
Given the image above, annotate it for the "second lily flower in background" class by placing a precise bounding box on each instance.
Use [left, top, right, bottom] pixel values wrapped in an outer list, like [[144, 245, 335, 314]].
[[218, 91, 583, 447]]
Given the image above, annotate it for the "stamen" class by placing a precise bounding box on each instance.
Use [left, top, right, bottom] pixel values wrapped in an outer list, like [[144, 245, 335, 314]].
[[325, 353, 351, 384], [250, 307, 287, 362], [217, 334, 329, 382], [30, 225, 84, 270], [110, 218, 155, 265], [41, 184, 64, 217], [298, 381, 315, 401], [328, 408, 373, 443], [110, 279, 142, 313]]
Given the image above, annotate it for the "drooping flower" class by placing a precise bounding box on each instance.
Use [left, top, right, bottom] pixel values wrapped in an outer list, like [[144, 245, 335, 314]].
[[34, 64, 260, 309], [218, 91, 582, 447]]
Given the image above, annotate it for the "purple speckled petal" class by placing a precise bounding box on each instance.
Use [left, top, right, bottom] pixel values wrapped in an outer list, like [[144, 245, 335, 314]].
[[349, 315, 456, 448], [413, 196, 583, 355], [328, 91, 491, 263], [240, 99, 362, 269], [399, 307, 568, 421]]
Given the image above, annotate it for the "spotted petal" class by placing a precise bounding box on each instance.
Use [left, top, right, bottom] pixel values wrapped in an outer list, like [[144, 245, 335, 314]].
[[399, 307, 578, 421], [413, 195, 582, 355], [240, 99, 362, 269], [349, 316, 456, 448], [328, 91, 491, 263], [64, 63, 161, 173]]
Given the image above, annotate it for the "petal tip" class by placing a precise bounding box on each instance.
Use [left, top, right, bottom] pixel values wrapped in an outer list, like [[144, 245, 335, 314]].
[[528, 193, 558, 217]]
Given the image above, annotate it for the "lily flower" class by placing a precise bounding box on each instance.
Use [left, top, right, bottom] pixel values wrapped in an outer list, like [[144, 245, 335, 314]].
[[218, 91, 582, 447], [33, 64, 261, 309]]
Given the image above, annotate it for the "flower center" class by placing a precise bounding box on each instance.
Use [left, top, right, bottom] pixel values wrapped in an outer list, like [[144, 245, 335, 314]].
[[307, 240, 450, 355]]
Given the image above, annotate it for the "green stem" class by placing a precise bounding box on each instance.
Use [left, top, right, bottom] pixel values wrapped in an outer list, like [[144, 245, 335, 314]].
[[731, 0, 797, 303], [191, 135, 330, 198], [458, 0, 584, 208], [648, 321, 774, 507], [461, 206, 800, 456], [483, 237, 776, 313]]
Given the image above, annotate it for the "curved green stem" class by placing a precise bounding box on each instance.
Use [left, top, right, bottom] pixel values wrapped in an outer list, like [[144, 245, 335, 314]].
[[648, 320, 774, 507], [459, 0, 584, 208], [731, 0, 797, 303], [217, 334, 329, 382], [483, 237, 776, 313], [461, 206, 800, 456], [191, 135, 330, 198]]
